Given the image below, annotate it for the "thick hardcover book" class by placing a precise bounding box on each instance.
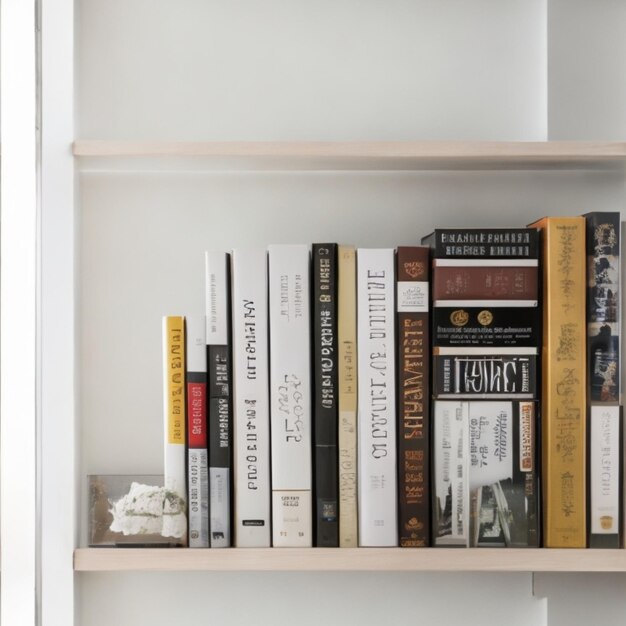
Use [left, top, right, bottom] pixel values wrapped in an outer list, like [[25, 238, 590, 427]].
[[206, 252, 232, 548], [268, 245, 312, 547], [432, 259, 538, 301], [231, 249, 271, 547], [434, 400, 538, 548], [433, 401, 469, 546], [421, 228, 539, 259], [432, 349, 537, 399], [312, 243, 339, 547], [186, 315, 209, 548], [396, 246, 430, 547], [584, 212, 622, 548], [357, 248, 398, 546], [162, 316, 187, 545], [337, 246, 358, 548], [528, 216, 587, 547], [433, 303, 540, 348]]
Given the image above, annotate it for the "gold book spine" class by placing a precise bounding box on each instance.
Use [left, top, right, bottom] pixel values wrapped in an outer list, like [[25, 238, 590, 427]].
[[338, 246, 358, 547], [532, 217, 587, 547]]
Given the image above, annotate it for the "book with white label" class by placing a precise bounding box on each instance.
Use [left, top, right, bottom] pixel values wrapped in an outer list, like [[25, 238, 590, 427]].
[[357, 248, 398, 546], [231, 249, 271, 547], [268, 244, 312, 547], [205, 252, 232, 548], [185, 315, 209, 548]]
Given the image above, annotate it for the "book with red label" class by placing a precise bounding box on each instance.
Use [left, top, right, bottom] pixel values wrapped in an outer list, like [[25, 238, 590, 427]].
[[205, 252, 232, 548], [185, 315, 209, 548], [396, 246, 430, 547]]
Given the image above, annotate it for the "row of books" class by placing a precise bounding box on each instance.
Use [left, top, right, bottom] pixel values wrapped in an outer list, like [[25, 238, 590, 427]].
[[162, 213, 622, 548]]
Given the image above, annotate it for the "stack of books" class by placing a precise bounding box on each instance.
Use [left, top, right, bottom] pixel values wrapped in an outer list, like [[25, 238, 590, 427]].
[[160, 213, 622, 549]]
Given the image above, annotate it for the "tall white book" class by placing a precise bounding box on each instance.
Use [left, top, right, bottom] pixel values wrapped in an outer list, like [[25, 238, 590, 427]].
[[185, 315, 209, 548], [268, 244, 312, 547], [231, 249, 271, 547], [205, 252, 232, 547], [356, 248, 398, 546], [162, 315, 188, 544]]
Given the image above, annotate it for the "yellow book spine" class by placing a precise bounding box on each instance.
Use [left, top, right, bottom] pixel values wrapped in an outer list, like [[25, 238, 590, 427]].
[[338, 246, 358, 547], [536, 217, 587, 547], [163, 316, 187, 544]]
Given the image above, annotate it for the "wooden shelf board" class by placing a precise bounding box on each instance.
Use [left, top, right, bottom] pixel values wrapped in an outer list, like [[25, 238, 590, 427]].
[[74, 548, 626, 573], [72, 141, 626, 171]]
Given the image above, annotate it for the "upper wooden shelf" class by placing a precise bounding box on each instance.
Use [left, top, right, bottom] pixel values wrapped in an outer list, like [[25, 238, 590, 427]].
[[74, 547, 626, 573], [72, 141, 626, 171]]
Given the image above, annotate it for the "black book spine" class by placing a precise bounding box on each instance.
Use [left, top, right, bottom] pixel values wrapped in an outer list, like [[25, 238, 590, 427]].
[[433, 305, 540, 348], [433, 354, 537, 398], [584, 212, 622, 548], [421, 228, 539, 259], [313, 243, 339, 547]]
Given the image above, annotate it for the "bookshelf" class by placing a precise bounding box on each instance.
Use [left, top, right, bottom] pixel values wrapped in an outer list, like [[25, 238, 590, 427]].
[[20, 1, 626, 626], [73, 548, 626, 573]]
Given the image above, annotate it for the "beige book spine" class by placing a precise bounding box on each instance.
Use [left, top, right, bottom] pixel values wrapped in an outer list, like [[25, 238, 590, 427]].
[[338, 246, 358, 547]]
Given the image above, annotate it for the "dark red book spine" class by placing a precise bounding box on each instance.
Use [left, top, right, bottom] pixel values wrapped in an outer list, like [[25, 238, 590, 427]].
[[396, 247, 430, 546], [432, 263, 538, 300]]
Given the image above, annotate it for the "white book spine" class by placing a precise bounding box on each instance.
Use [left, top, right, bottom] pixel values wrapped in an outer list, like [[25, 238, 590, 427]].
[[356, 248, 398, 546], [434, 401, 469, 546], [231, 249, 271, 547], [205, 251, 231, 548], [186, 315, 209, 548], [162, 316, 187, 544], [590, 406, 621, 535], [268, 244, 312, 547]]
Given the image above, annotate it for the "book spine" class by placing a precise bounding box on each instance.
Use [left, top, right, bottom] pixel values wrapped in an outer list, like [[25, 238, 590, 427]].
[[396, 246, 430, 547], [162, 315, 187, 545], [268, 245, 312, 547], [433, 401, 469, 546], [432, 263, 538, 300], [337, 246, 358, 548], [433, 304, 540, 348], [206, 252, 232, 548], [231, 249, 271, 547], [468, 400, 538, 547], [585, 212, 622, 548], [357, 248, 398, 546], [313, 244, 339, 547], [186, 315, 209, 548], [530, 216, 587, 547], [422, 228, 539, 259], [432, 354, 537, 398]]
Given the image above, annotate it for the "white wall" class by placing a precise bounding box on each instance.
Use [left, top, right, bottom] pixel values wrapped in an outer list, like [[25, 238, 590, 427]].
[[74, 2, 626, 625]]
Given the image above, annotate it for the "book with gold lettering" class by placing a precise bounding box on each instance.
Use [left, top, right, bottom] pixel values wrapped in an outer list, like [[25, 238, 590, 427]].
[[357, 248, 398, 546], [162, 315, 187, 545], [528, 216, 587, 547], [338, 245, 358, 548], [396, 246, 430, 546]]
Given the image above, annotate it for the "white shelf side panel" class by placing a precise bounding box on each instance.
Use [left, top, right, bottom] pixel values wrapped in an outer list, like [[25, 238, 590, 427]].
[[548, 0, 626, 140], [77, 571, 545, 626], [77, 0, 547, 141]]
